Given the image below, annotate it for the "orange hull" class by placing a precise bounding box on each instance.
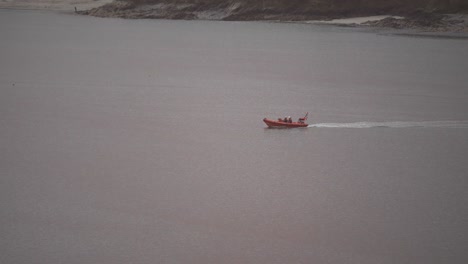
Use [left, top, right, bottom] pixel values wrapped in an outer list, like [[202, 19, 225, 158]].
[[263, 118, 308, 128]]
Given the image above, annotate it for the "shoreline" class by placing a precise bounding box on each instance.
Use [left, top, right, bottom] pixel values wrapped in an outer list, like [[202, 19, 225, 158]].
[[76, 1, 468, 34], [1, 1, 468, 35]]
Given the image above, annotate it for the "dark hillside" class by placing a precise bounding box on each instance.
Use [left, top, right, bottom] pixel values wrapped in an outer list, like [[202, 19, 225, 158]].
[[80, 0, 468, 31], [122, 0, 468, 16]]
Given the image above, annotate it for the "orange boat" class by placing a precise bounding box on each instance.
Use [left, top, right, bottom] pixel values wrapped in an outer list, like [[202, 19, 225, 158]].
[[263, 112, 308, 128]]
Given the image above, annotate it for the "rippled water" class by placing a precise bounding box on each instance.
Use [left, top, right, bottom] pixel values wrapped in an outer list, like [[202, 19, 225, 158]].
[[1, 10, 468, 264]]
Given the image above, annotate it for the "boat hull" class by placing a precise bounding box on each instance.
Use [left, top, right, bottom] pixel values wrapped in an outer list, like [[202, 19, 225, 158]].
[[263, 118, 308, 128]]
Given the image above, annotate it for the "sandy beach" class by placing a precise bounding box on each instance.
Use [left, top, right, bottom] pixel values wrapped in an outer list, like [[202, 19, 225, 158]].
[[313, 15, 404, 25]]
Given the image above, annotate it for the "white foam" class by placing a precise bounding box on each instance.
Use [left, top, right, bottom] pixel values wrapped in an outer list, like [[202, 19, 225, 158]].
[[308, 121, 468, 129]]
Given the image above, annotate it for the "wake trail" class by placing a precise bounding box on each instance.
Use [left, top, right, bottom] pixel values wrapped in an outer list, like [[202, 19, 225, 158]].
[[308, 120, 468, 129]]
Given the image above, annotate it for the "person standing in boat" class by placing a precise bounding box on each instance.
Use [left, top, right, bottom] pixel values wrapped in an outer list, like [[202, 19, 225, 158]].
[[298, 112, 308, 123]]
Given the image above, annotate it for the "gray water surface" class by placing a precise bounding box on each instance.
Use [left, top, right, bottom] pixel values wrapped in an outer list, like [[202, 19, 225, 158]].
[[1, 10, 468, 264]]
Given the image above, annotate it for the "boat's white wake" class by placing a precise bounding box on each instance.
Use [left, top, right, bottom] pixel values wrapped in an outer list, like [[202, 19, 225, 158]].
[[308, 120, 468, 129]]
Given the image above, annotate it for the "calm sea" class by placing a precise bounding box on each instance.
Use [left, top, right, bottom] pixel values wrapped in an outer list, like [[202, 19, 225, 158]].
[[1, 9, 468, 264]]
